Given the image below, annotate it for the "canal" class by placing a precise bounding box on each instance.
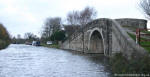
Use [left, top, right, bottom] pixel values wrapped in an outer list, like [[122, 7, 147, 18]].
[[0, 44, 112, 77]]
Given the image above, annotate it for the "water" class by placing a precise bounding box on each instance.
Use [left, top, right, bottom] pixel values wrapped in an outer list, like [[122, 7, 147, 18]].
[[0, 44, 112, 77]]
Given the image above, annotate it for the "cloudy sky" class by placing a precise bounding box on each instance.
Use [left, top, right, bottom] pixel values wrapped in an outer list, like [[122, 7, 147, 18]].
[[0, 0, 147, 37]]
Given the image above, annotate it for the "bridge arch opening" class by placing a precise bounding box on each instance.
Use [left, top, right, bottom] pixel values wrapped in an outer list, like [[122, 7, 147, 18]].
[[89, 30, 104, 53]]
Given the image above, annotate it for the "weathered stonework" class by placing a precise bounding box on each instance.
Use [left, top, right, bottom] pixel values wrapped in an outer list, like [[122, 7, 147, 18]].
[[115, 18, 147, 29], [61, 18, 148, 58]]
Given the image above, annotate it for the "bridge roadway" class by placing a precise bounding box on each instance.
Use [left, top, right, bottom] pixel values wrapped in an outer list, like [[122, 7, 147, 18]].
[[0, 44, 111, 77]]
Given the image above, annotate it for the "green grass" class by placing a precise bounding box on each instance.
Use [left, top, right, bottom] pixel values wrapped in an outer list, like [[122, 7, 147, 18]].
[[141, 30, 150, 34], [41, 43, 59, 49], [127, 32, 136, 41], [127, 32, 150, 52]]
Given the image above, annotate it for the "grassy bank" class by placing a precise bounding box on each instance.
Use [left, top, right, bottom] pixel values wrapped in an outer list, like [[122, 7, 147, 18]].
[[110, 53, 150, 74], [41, 43, 59, 49], [127, 32, 150, 53]]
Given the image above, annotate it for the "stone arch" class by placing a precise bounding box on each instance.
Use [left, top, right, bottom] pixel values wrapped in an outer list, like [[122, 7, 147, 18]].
[[88, 28, 105, 54]]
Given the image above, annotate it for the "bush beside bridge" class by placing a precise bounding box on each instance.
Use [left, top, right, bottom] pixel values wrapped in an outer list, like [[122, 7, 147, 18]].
[[110, 53, 150, 74]]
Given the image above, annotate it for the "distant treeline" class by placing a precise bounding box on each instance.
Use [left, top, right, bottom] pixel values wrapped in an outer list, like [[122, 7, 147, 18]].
[[0, 24, 10, 49]]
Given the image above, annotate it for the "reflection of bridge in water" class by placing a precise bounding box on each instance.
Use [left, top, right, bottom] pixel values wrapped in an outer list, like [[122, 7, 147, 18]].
[[61, 18, 148, 58]]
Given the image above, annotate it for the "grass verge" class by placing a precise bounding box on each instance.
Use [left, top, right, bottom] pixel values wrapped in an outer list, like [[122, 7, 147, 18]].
[[141, 30, 150, 34], [41, 43, 59, 49], [127, 32, 150, 53]]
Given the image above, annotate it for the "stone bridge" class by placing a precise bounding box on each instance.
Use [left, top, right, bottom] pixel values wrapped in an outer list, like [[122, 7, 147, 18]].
[[61, 18, 148, 58]]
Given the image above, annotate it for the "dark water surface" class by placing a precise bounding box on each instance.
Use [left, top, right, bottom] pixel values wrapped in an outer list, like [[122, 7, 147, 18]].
[[0, 44, 112, 77]]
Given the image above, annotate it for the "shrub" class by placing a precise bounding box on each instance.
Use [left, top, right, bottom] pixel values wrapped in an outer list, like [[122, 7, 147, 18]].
[[0, 24, 10, 49], [50, 30, 66, 44], [110, 53, 150, 74]]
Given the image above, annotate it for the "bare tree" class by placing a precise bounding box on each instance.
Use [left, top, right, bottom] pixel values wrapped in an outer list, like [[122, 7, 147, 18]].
[[24, 32, 37, 40], [79, 6, 97, 26], [42, 18, 52, 38], [67, 6, 97, 26], [42, 17, 62, 38], [140, 0, 150, 19], [51, 17, 62, 33], [67, 11, 80, 25]]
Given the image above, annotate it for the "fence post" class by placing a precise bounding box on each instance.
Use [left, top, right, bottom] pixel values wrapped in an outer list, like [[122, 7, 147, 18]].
[[136, 29, 140, 44]]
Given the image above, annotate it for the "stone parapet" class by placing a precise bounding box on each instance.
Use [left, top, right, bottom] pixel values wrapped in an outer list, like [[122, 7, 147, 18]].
[[115, 18, 147, 29]]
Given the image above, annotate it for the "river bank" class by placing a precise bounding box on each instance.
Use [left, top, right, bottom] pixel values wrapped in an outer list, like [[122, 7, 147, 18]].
[[40, 43, 59, 48]]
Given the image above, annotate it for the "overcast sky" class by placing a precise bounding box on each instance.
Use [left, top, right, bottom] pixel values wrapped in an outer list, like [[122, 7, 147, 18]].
[[0, 0, 147, 37]]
